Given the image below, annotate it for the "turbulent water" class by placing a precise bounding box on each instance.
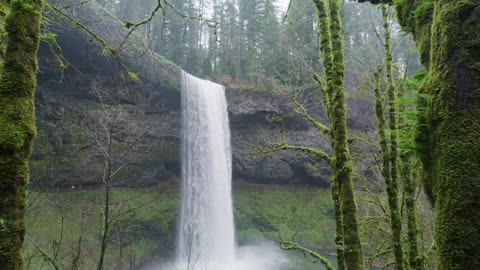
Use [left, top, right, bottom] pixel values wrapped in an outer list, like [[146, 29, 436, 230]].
[[152, 71, 287, 270]]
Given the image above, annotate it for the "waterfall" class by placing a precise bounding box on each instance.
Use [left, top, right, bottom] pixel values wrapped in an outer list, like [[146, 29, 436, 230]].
[[178, 70, 235, 268], [152, 70, 288, 270]]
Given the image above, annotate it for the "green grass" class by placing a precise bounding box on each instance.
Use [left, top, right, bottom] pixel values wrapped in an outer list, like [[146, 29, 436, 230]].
[[234, 184, 335, 250], [25, 187, 180, 269], [24, 184, 336, 269]]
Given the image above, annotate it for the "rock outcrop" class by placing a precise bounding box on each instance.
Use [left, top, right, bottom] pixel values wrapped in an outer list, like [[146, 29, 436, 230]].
[[31, 1, 375, 188], [33, 68, 337, 187]]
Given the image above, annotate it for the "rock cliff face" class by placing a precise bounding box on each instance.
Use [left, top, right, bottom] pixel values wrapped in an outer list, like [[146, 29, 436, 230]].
[[31, 2, 375, 188], [32, 63, 337, 187], [33, 64, 374, 188]]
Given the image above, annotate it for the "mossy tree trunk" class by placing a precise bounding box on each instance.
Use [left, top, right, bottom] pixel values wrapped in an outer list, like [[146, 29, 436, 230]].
[[312, 1, 346, 269], [312, 1, 364, 269], [397, 1, 480, 269], [360, 0, 480, 269], [373, 67, 397, 264], [381, 5, 405, 270], [329, 1, 363, 269], [259, 1, 364, 268], [0, 0, 43, 269], [399, 72, 425, 270], [401, 157, 422, 269], [416, 2, 480, 269]]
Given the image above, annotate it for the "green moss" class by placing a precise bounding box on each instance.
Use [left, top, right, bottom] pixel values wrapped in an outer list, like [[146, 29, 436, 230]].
[[0, 0, 9, 52], [0, 0, 43, 268], [359, 1, 480, 268], [326, 1, 364, 269], [381, 5, 406, 269], [413, 1, 434, 23], [392, 0, 480, 269], [392, 0, 434, 64]]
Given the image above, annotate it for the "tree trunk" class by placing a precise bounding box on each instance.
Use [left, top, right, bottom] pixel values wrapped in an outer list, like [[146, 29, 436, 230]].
[[416, 2, 480, 269], [399, 73, 422, 270], [312, 0, 364, 269], [0, 0, 43, 269], [381, 5, 405, 270], [402, 158, 422, 269], [360, 0, 480, 268], [313, 2, 346, 268], [329, 1, 363, 269], [331, 182, 346, 270]]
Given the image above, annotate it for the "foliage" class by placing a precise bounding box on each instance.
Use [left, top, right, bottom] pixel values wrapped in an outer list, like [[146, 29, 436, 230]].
[[25, 185, 336, 269]]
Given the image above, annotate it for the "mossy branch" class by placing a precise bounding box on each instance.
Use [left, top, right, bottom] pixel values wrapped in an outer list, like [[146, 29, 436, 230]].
[[291, 94, 331, 136], [280, 240, 336, 270], [252, 140, 332, 165], [45, 2, 121, 61]]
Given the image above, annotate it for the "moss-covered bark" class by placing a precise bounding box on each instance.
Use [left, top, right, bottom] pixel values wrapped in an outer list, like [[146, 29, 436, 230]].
[[381, 5, 405, 270], [360, 0, 480, 269], [0, 0, 43, 269], [0, 0, 10, 54], [400, 72, 425, 270], [328, 1, 363, 269], [402, 159, 422, 269], [418, 2, 480, 269], [312, 1, 346, 269], [310, 1, 364, 269], [313, 0, 334, 113], [396, 1, 480, 269]]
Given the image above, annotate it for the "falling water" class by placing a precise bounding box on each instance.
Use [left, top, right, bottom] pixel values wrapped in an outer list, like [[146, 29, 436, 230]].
[[178, 70, 235, 269], [154, 70, 289, 270]]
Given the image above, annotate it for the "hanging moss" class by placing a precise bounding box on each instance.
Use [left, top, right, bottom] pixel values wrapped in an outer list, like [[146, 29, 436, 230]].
[[0, 0, 43, 269], [394, 0, 434, 64]]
